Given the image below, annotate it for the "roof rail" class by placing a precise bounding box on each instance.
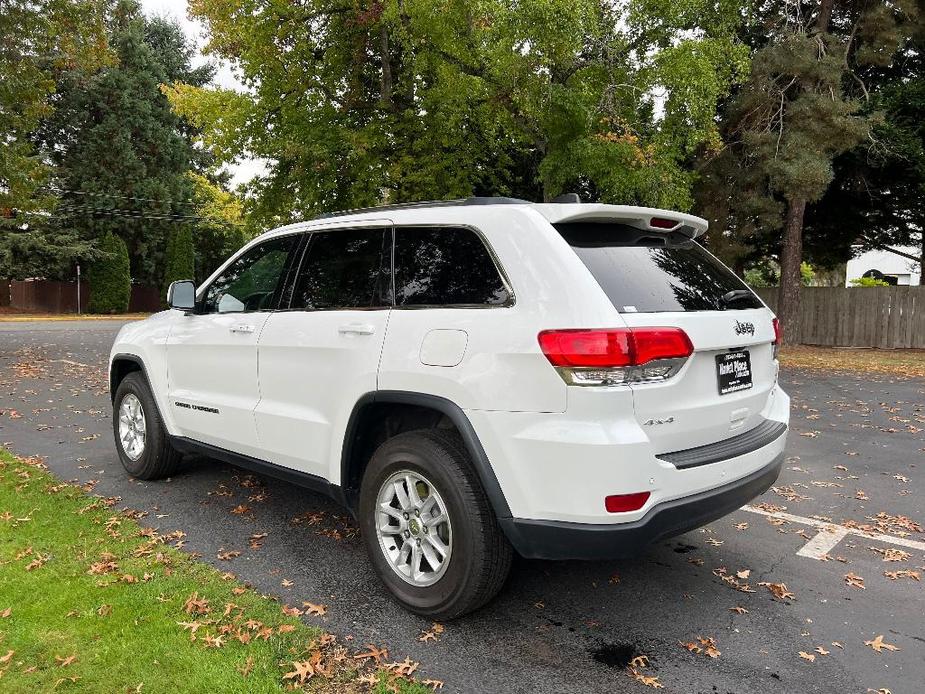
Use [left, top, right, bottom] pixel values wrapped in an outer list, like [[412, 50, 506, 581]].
[[312, 196, 531, 220]]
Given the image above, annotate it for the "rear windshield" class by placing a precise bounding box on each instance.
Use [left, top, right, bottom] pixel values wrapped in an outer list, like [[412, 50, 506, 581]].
[[555, 222, 762, 313]]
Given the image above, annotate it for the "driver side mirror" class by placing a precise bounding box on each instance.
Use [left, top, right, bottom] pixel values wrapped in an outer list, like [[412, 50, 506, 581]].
[[167, 280, 196, 311]]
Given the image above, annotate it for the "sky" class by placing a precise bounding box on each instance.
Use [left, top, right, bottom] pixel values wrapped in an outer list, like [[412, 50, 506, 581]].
[[139, 0, 268, 187]]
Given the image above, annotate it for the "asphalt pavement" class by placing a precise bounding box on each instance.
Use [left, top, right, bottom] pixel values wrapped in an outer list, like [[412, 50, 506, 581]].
[[1, 319, 922, 693]]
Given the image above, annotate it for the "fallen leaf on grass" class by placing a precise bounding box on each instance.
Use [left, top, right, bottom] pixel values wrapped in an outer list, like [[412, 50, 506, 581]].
[[238, 656, 253, 678], [55, 655, 77, 667], [865, 635, 900, 653], [385, 657, 419, 677], [183, 593, 209, 615], [0, 608, 10, 618], [845, 572, 865, 589], [0, 651, 13, 664], [354, 644, 388, 663]]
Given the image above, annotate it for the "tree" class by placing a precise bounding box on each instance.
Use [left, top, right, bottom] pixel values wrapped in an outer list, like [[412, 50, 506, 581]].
[[166, 0, 750, 227], [88, 232, 130, 313], [0, 0, 109, 279], [804, 14, 925, 272], [33, 0, 214, 285], [162, 227, 195, 302], [186, 172, 246, 282], [696, 0, 920, 341]]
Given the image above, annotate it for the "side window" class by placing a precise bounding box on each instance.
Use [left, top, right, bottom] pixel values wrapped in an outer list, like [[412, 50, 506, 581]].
[[289, 227, 389, 310], [201, 235, 298, 314], [394, 226, 511, 307]]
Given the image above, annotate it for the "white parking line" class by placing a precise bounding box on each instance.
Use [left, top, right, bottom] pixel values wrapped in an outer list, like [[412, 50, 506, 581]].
[[741, 505, 925, 560]]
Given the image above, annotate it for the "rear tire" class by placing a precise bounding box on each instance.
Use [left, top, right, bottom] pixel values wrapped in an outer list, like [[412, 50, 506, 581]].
[[112, 372, 182, 480], [359, 429, 512, 620]]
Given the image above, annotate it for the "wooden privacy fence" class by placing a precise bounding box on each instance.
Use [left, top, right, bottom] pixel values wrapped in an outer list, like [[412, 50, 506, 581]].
[[5, 280, 162, 314], [755, 287, 925, 349]]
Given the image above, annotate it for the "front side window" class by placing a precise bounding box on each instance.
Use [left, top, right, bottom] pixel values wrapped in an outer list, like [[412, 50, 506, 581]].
[[394, 226, 511, 307], [289, 227, 389, 310], [200, 235, 298, 314]]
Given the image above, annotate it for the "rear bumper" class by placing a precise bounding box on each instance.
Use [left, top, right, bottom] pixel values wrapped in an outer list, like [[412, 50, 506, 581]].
[[500, 452, 783, 560]]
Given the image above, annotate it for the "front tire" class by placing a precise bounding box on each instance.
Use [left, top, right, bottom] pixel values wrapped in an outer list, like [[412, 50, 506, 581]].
[[112, 372, 182, 480], [359, 430, 512, 620]]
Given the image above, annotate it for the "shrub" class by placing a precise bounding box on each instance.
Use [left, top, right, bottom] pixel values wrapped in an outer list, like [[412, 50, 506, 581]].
[[88, 232, 131, 314]]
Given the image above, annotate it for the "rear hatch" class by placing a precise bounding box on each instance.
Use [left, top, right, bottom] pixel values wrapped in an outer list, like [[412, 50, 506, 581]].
[[555, 220, 778, 453]]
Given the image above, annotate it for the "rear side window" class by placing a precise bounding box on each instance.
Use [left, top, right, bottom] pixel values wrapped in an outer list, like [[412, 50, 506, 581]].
[[555, 222, 762, 313], [394, 226, 511, 307], [289, 227, 389, 310]]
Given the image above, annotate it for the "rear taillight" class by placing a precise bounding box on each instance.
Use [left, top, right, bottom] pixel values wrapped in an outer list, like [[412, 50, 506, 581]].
[[772, 317, 781, 359], [538, 327, 693, 386]]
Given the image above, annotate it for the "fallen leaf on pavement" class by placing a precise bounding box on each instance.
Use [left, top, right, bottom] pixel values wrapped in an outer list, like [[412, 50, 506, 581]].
[[799, 651, 815, 662], [758, 582, 796, 600], [845, 573, 865, 589], [865, 635, 900, 653], [302, 602, 327, 617]]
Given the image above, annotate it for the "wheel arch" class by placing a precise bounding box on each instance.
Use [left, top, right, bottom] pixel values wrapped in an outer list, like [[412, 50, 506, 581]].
[[340, 391, 512, 521], [110, 353, 147, 403]]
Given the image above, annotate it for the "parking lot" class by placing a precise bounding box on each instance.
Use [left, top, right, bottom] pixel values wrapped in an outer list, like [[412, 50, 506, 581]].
[[1, 319, 922, 693]]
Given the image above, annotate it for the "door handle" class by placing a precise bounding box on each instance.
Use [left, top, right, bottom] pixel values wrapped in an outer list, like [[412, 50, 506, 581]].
[[338, 323, 375, 335], [229, 324, 255, 334]]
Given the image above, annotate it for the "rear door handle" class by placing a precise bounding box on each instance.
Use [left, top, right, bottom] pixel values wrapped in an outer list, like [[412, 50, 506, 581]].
[[229, 324, 255, 334], [338, 323, 375, 335]]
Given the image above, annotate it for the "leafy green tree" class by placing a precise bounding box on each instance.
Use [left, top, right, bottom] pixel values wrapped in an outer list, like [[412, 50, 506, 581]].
[[696, 0, 920, 341], [88, 232, 131, 313], [162, 227, 196, 302], [34, 0, 214, 285], [186, 172, 247, 282], [166, 0, 750, 226], [0, 0, 109, 279]]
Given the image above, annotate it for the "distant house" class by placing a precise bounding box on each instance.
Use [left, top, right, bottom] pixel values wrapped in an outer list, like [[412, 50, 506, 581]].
[[845, 246, 921, 287]]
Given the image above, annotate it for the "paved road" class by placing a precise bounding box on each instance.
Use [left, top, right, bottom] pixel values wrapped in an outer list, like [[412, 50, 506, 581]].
[[1, 319, 923, 693]]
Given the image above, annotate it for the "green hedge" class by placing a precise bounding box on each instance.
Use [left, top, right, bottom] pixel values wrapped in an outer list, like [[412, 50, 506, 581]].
[[88, 232, 131, 314]]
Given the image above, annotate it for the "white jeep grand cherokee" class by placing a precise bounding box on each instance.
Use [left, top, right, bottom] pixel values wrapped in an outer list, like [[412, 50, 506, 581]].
[[109, 197, 789, 619]]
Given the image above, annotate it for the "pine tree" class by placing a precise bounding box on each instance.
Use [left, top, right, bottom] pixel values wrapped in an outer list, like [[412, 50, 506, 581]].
[[88, 232, 131, 314], [162, 227, 196, 303], [696, 0, 920, 340], [34, 0, 213, 285]]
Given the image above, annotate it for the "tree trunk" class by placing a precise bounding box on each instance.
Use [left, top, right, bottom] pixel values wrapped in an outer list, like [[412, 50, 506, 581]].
[[920, 229, 924, 280], [777, 197, 806, 345], [817, 0, 835, 32], [379, 24, 393, 110]]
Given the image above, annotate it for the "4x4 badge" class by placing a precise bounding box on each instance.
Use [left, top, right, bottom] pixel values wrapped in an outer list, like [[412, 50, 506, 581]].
[[734, 320, 755, 336]]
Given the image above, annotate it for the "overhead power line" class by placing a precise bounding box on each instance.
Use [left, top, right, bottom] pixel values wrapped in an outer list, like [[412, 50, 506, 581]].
[[39, 185, 206, 208]]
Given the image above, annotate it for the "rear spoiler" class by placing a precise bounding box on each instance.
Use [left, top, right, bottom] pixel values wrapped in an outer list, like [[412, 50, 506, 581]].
[[531, 203, 708, 239]]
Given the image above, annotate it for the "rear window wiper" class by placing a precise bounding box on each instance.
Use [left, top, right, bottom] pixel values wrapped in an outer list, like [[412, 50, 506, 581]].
[[719, 289, 755, 307]]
